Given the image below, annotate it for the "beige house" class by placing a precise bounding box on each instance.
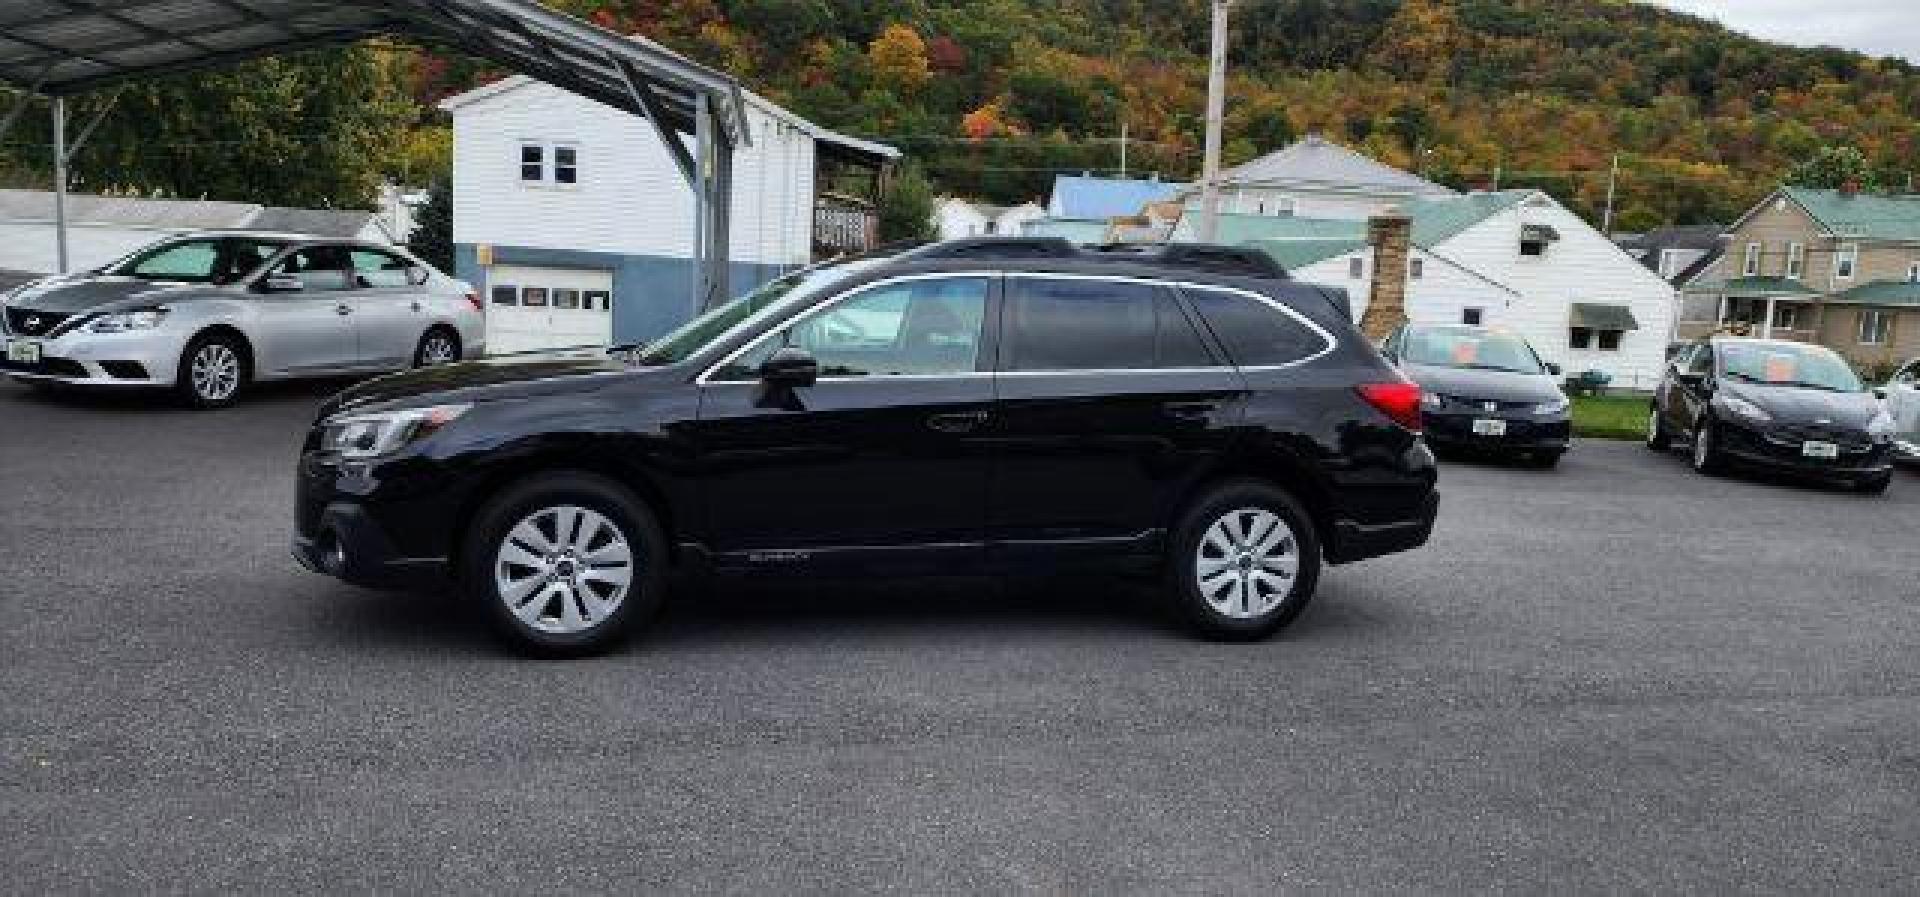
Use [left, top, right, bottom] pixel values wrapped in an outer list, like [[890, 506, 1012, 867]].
[[1684, 186, 1920, 372]]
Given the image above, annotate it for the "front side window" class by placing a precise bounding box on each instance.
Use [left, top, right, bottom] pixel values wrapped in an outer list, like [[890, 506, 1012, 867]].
[[1005, 278, 1211, 372], [717, 276, 989, 380], [1858, 309, 1892, 345], [1686, 344, 1714, 377], [1183, 286, 1329, 368], [269, 246, 353, 292]]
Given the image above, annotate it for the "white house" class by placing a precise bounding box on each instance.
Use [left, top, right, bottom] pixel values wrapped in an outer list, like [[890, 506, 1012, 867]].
[[1184, 190, 1677, 387], [1183, 134, 1457, 222], [440, 75, 897, 354], [932, 198, 1045, 241], [0, 188, 394, 275]]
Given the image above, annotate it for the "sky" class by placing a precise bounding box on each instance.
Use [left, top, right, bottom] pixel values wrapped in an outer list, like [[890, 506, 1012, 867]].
[[1641, 1, 1920, 64]]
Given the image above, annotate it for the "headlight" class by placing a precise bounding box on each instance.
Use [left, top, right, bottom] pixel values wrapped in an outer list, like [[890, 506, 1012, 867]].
[[1419, 391, 1443, 410], [1720, 395, 1771, 422], [88, 307, 170, 333], [1533, 395, 1571, 416], [1867, 411, 1897, 438], [320, 403, 471, 459]]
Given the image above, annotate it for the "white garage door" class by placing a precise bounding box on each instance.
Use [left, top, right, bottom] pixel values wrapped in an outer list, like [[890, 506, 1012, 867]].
[[485, 265, 615, 355]]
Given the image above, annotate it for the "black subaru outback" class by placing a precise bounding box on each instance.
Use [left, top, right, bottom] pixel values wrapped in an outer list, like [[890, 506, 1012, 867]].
[[293, 239, 1439, 655]]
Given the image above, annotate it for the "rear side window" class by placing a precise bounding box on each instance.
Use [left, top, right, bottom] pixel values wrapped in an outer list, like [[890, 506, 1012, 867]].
[[1182, 286, 1329, 368], [1004, 278, 1216, 371]]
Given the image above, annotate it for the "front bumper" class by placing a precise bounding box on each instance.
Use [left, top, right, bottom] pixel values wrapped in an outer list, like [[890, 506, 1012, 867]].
[[1, 326, 188, 387], [1715, 420, 1894, 480], [1423, 411, 1572, 453], [1894, 437, 1920, 465], [292, 501, 449, 591]]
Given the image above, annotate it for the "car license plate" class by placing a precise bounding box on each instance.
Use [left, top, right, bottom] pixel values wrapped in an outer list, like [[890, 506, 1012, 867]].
[[1472, 418, 1507, 437], [1802, 441, 1839, 459], [5, 339, 40, 364]]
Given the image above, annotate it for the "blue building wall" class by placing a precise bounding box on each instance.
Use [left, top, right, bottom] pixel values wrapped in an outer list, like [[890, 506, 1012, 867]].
[[455, 243, 789, 344]]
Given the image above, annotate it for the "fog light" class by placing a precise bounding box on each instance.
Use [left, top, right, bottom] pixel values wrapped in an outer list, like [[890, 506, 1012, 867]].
[[318, 530, 347, 575]]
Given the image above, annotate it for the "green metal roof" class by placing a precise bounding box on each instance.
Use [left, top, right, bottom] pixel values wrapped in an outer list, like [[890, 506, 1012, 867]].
[[1245, 238, 1366, 270], [1783, 187, 1920, 242], [1569, 303, 1640, 331], [1696, 275, 1819, 297], [1828, 280, 1920, 306], [1404, 191, 1532, 246]]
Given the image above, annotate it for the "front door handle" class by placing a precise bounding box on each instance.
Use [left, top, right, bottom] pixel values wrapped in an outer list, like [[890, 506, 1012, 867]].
[[926, 410, 988, 434], [411, 301, 423, 312], [335, 303, 352, 316], [1162, 400, 1218, 420]]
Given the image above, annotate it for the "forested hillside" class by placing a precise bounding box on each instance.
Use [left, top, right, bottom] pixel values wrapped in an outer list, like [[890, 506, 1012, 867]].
[[6, 1, 1919, 230]]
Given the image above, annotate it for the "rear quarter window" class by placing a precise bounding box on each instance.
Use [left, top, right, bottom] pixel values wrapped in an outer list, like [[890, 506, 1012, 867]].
[[1181, 286, 1331, 368]]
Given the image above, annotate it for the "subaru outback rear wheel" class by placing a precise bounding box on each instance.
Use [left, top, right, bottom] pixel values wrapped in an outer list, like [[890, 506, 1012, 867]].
[[1168, 480, 1321, 640], [464, 472, 667, 657]]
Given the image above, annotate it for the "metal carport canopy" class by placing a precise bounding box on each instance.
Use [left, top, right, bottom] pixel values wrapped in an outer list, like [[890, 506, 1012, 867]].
[[0, 0, 752, 303]]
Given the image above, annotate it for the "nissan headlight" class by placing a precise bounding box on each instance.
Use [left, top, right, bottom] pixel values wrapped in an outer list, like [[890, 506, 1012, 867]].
[[89, 307, 170, 333], [1533, 395, 1571, 416], [1720, 395, 1771, 422], [321, 404, 471, 459]]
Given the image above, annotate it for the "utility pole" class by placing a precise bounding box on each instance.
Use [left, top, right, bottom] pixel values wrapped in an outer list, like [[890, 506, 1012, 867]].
[[1601, 152, 1620, 237], [52, 96, 67, 274], [1118, 119, 1129, 180], [1197, 0, 1231, 242]]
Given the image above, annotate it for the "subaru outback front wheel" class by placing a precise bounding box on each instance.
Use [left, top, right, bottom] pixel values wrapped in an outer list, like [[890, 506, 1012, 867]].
[[463, 472, 667, 657], [1168, 480, 1321, 641]]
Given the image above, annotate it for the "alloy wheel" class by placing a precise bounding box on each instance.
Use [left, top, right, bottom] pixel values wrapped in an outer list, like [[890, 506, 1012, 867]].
[[190, 343, 240, 401], [1194, 507, 1298, 619], [420, 334, 458, 366], [493, 505, 635, 634]]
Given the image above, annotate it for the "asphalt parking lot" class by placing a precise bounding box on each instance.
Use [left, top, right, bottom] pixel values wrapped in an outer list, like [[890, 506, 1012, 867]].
[[3, 379, 1919, 893]]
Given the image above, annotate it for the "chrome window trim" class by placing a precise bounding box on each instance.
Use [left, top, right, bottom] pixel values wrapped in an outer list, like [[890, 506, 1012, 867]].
[[1152, 278, 1338, 373], [696, 271, 1001, 385]]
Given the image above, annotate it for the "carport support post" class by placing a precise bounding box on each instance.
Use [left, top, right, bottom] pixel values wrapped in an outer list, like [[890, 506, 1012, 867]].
[[707, 108, 732, 310], [691, 93, 710, 312], [52, 95, 68, 274]]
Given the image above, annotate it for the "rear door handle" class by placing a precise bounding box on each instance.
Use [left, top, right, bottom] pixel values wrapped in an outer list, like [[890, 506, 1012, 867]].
[[335, 303, 352, 316], [411, 301, 423, 312], [927, 410, 989, 434]]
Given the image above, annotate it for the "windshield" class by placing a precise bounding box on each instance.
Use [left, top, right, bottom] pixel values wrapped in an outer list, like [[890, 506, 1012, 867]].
[[106, 237, 286, 285], [634, 258, 882, 365], [1719, 342, 1863, 392], [1402, 326, 1544, 375]]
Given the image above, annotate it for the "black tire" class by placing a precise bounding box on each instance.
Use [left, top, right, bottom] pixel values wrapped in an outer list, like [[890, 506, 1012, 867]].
[[1855, 473, 1892, 495], [174, 331, 248, 409], [413, 326, 461, 368], [1645, 403, 1671, 451], [461, 472, 668, 657], [1166, 479, 1322, 641], [1690, 414, 1728, 476]]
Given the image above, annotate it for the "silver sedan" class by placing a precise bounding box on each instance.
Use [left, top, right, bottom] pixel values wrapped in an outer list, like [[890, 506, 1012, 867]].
[[0, 232, 485, 407]]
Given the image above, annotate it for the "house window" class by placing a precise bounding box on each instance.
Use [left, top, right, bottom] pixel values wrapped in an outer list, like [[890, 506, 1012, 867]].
[[1462, 307, 1483, 326], [553, 145, 579, 184], [1835, 243, 1859, 280], [490, 285, 519, 305], [1409, 258, 1425, 279], [1348, 257, 1365, 279], [1773, 304, 1799, 331], [1742, 242, 1761, 277], [1786, 243, 1805, 280], [1569, 327, 1592, 349], [1597, 330, 1623, 351], [1520, 236, 1548, 257], [1858, 309, 1892, 345], [1570, 327, 1625, 351], [519, 144, 544, 182], [1273, 197, 1297, 217], [1907, 262, 1920, 283]]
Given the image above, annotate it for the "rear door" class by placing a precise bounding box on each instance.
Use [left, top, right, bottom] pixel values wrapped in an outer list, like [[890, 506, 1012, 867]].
[[251, 245, 359, 375], [987, 275, 1246, 558], [346, 246, 429, 368]]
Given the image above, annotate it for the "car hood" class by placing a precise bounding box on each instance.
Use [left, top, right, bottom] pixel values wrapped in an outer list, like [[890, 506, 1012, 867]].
[[324, 349, 653, 417], [1726, 383, 1882, 430], [1402, 362, 1563, 403], [4, 275, 214, 314]]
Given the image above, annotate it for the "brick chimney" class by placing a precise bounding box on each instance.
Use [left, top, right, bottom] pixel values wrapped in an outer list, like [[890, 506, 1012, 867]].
[[1359, 208, 1413, 342]]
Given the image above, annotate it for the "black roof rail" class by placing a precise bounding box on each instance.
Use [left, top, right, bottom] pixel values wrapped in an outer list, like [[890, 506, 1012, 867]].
[[907, 237, 1079, 260], [1086, 242, 1290, 279]]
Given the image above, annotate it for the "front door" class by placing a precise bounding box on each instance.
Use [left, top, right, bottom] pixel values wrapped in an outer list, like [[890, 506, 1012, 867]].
[[1672, 341, 1716, 434], [485, 266, 614, 355], [689, 275, 996, 572], [251, 245, 360, 376], [988, 276, 1245, 558]]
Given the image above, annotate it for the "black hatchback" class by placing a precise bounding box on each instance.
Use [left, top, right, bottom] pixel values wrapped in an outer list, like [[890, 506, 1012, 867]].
[[292, 239, 1440, 655], [1649, 336, 1896, 493]]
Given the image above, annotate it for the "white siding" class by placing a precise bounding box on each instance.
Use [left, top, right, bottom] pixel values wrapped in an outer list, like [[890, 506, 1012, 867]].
[[934, 200, 990, 240], [1434, 194, 1677, 389], [1296, 247, 1516, 327], [450, 80, 815, 267], [1225, 186, 1404, 222]]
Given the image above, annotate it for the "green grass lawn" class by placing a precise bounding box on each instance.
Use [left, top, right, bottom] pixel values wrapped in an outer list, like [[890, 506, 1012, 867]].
[[1573, 394, 1652, 440]]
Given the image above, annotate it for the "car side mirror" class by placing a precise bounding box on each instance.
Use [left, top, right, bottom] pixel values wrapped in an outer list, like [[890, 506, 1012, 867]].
[[260, 273, 303, 293], [760, 346, 818, 387], [407, 266, 430, 286], [1545, 362, 1562, 376]]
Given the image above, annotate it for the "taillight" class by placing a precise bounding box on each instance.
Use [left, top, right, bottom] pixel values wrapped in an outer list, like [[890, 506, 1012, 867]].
[[465, 291, 484, 312], [1356, 382, 1424, 433]]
